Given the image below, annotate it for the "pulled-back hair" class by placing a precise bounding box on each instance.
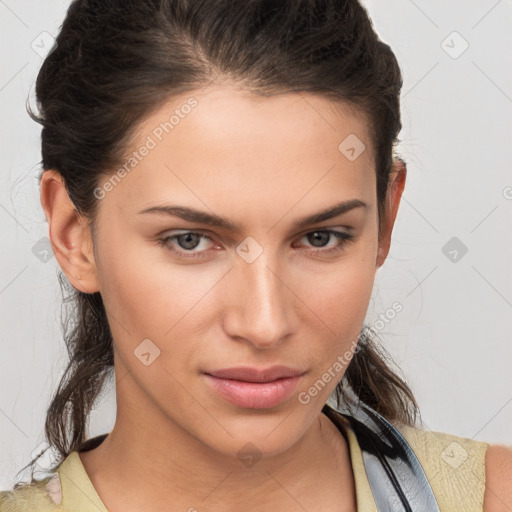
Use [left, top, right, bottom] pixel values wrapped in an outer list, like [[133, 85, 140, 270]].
[[20, 0, 418, 482]]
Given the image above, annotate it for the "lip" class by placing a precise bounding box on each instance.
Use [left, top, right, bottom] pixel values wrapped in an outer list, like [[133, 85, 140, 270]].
[[204, 366, 305, 409], [206, 365, 304, 383]]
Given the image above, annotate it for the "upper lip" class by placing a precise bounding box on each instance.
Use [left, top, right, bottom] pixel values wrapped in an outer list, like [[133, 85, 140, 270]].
[[206, 366, 305, 383]]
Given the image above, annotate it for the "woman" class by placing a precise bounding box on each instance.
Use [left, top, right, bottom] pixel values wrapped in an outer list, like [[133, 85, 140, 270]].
[[1, 0, 511, 510]]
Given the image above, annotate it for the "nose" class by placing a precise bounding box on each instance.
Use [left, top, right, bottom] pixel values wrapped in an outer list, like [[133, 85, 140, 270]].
[[222, 251, 296, 349]]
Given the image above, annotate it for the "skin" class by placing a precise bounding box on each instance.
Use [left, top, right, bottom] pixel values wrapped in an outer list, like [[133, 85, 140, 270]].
[[39, 83, 512, 511]]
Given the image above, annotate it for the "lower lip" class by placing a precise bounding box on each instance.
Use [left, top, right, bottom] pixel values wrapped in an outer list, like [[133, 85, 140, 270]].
[[204, 374, 301, 409]]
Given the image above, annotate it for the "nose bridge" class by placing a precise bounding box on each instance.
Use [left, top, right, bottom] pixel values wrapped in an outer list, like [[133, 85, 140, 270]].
[[230, 245, 293, 347]]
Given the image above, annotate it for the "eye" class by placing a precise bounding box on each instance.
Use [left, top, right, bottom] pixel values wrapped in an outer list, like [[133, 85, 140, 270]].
[[156, 231, 214, 258], [156, 229, 355, 259], [295, 229, 355, 256]]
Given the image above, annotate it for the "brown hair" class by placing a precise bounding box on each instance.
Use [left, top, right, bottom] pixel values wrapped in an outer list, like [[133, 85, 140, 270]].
[[19, 0, 418, 482]]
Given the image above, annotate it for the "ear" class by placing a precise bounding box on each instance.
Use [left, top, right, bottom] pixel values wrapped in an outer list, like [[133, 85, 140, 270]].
[[376, 157, 407, 268], [40, 170, 100, 293]]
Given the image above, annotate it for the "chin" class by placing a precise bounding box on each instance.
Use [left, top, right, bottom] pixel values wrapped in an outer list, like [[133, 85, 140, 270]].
[[196, 406, 311, 460]]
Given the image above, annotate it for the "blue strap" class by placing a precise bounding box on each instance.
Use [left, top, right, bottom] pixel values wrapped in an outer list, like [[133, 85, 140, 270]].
[[323, 398, 441, 512]]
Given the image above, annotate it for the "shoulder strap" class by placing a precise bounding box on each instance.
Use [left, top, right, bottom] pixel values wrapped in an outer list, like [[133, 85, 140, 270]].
[[323, 397, 441, 512]]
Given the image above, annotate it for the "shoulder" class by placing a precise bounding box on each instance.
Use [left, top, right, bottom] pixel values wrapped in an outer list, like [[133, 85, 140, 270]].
[[484, 443, 512, 512], [396, 423, 489, 510], [0, 474, 64, 512], [397, 422, 489, 467]]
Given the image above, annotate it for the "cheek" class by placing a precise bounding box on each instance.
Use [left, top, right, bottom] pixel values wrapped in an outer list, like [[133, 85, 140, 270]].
[[293, 240, 377, 371], [299, 243, 376, 326], [94, 238, 211, 404], [94, 231, 227, 377]]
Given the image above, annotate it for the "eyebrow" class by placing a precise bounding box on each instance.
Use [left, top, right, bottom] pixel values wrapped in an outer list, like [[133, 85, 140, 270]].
[[137, 199, 367, 232]]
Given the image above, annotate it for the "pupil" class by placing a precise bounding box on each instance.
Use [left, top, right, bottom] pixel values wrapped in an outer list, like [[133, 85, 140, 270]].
[[309, 231, 328, 247], [179, 233, 200, 250]]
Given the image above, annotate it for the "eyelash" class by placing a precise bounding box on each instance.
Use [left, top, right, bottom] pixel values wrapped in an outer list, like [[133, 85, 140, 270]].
[[156, 229, 356, 259]]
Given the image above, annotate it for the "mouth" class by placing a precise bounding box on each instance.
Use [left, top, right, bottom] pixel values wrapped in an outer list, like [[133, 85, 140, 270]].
[[204, 366, 306, 409]]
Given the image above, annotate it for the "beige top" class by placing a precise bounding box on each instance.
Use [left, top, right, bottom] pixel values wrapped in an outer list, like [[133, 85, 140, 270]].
[[0, 418, 488, 511]]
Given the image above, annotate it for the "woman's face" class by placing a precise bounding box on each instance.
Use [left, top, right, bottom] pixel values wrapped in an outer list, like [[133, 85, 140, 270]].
[[74, 84, 402, 459]]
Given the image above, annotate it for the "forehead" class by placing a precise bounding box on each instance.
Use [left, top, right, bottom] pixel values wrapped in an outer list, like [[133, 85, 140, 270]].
[[103, 84, 376, 219], [134, 83, 374, 162]]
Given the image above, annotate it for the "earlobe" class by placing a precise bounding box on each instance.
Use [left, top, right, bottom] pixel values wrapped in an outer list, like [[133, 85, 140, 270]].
[[375, 157, 407, 268], [40, 170, 100, 294]]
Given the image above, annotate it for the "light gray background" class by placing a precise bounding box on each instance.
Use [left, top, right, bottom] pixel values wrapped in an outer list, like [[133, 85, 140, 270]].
[[1, 0, 511, 488]]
